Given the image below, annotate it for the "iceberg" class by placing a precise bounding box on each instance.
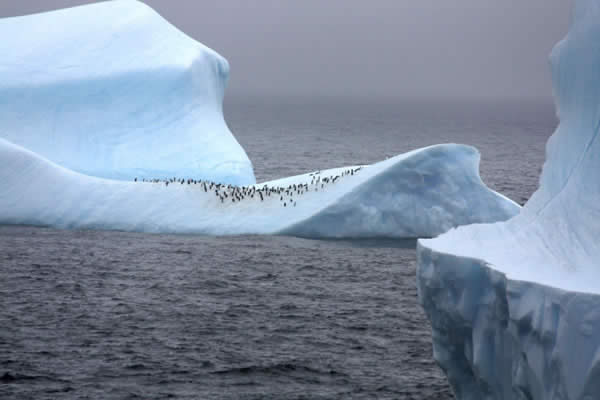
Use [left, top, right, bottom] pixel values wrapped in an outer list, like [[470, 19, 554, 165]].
[[0, 0, 519, 238], [0, 139, 518, 238], [0, 0, 255, 185], [417, 1, 600, 399]]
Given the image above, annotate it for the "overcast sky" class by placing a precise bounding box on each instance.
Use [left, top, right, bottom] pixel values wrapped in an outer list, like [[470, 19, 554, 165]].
[[1, 0, 574, 100]]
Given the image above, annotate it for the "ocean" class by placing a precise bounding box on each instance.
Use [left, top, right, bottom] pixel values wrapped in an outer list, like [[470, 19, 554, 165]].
[[0, 97, 556, 399]]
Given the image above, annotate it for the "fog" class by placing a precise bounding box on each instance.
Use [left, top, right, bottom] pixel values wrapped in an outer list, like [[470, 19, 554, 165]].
[[1, 0, 574, 100]]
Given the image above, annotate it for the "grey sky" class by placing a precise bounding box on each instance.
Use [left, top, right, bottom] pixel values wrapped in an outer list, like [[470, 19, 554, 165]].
[[1, 0, 574, 100]]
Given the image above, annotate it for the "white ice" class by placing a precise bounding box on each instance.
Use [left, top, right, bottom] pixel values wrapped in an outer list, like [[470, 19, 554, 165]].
[[0, 0, 255, 185], [0, 139, 519, 238], [417, 1, 600, 398], [0, 0, 520, 238]]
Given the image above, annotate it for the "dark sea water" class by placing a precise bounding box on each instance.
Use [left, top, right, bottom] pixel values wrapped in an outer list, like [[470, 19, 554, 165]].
[[0, 98, 556, 399]]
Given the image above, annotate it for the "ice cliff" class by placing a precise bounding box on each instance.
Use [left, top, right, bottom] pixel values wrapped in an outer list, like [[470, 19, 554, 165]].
[[0, 140, 518, 238], [0, 0, 255, 185], [417, 1, 600, 398]]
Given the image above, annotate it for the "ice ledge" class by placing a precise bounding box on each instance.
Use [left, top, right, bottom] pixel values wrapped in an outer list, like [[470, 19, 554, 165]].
[[0, 139, 519, 238], [417, 244, 600, 400]]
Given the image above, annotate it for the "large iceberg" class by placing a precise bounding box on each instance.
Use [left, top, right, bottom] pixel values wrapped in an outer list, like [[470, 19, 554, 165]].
[[0, 0, 520, 238], [0, 139, 518, 238], [417, 1, 600, 399], [0, 0, 255, 185]]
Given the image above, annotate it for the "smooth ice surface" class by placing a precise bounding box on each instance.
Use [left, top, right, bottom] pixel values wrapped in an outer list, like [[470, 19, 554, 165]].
[[421, 0, 600, 294], [0, 0, 255, 185], [417, 1, 600, 399], [0, 139, 518, 238]]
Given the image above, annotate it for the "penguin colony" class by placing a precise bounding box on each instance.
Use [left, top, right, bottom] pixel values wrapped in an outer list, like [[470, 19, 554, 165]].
[[133, 167, 363, 208]]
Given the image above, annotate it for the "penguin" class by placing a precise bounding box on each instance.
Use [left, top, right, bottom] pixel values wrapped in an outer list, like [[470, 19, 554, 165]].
[[134, 178, 137, 182]]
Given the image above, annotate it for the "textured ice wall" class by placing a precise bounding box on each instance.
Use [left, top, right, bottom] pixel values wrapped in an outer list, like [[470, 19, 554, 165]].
[[0, 0, 255, 185], [0, 140, 518, 238], [417, 1, 600, 398], [418, 248, 600, 400]]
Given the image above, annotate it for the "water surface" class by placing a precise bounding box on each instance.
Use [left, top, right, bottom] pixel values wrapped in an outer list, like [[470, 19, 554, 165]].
[[0, 98, 556, 399]]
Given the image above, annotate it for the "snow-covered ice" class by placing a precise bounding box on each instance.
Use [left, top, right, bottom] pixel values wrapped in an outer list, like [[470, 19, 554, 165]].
[[0, 0, 520, 238], [0, 139, 519, 238], [0, 0, 255, 185], [417, 1, 600, 398]]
